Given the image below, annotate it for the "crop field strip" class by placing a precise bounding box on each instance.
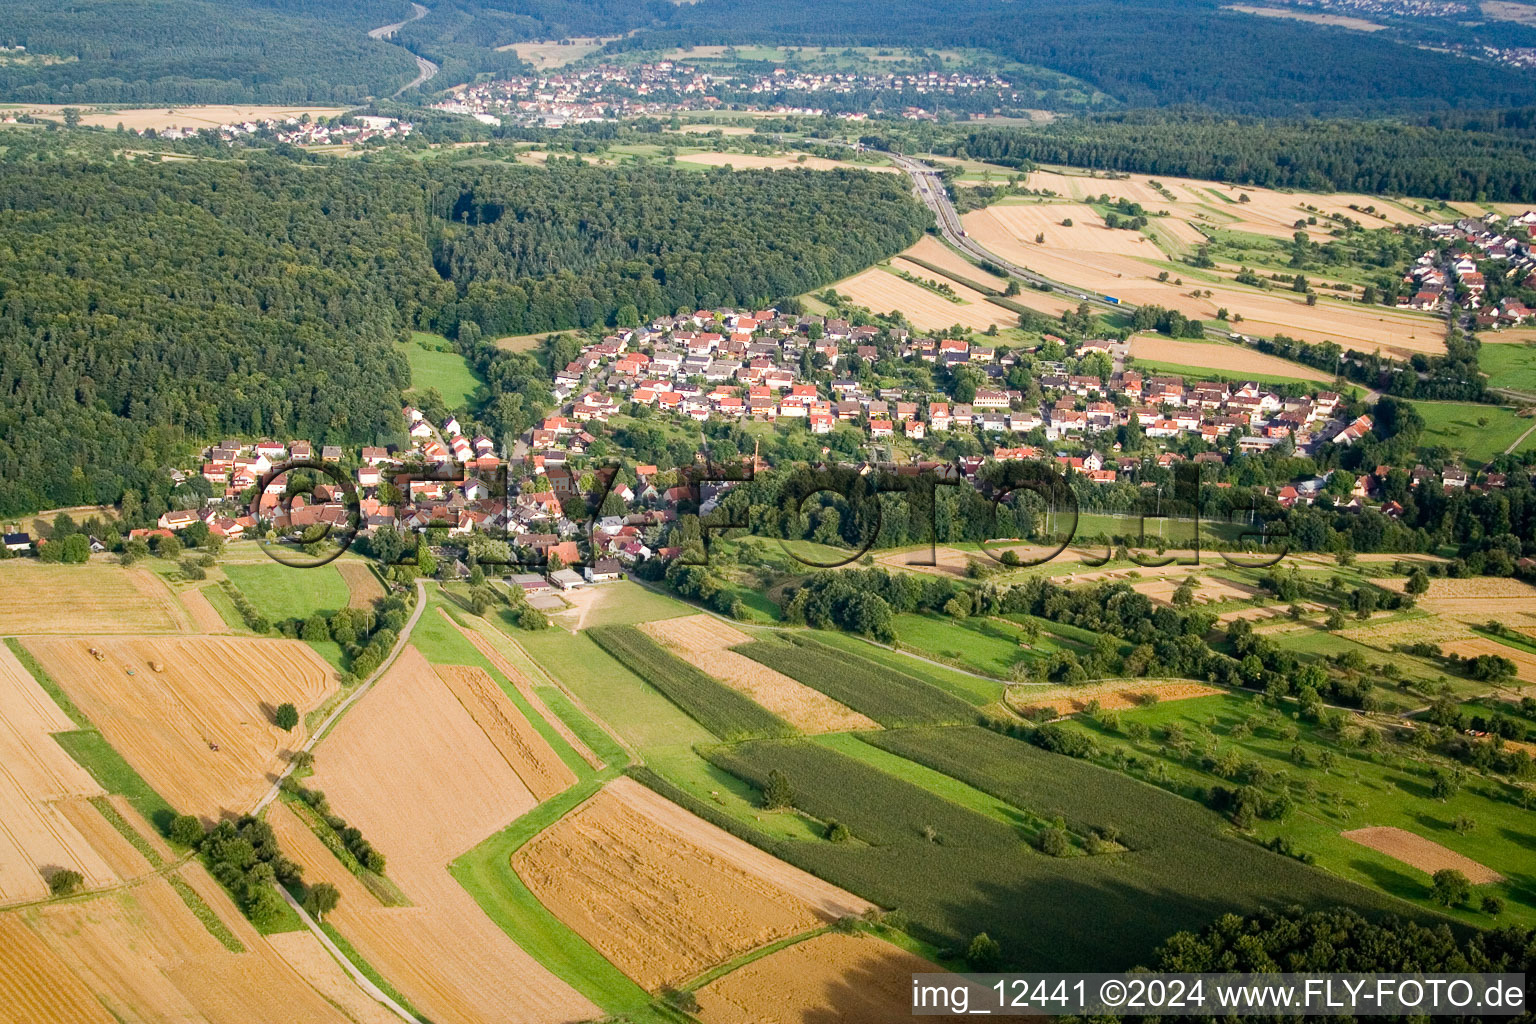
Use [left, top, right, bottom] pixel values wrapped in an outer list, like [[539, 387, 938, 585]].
[[588, 625, 797, 741], [732, 633, 978, 727], [630, 722, 1425, 969]]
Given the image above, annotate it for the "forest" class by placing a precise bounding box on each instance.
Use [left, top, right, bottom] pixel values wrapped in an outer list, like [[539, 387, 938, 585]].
[[874, 111, 1536, 202], [613, 0, 1536, 117], [0, 138, 926, 516], [0, 0, 421, 104]]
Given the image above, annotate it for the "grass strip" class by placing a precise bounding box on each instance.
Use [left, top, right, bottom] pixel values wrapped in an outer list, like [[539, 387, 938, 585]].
[[166, 871, 246, 953]]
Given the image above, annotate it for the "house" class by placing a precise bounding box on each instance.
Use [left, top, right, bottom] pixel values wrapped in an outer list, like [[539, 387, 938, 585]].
[[158, 510, 200, 531], [584, 558, 622, 583], [548, 567, 585, 590], [2, 533, 31, 553]]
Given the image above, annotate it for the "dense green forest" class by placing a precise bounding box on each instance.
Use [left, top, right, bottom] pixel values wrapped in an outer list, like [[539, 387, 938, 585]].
[[887, 111, 1536, 201], [0, 0, 421, 104], [0, 138, 924, 516], [611, 0, 1536, 116], [428, 162, 927, 337]]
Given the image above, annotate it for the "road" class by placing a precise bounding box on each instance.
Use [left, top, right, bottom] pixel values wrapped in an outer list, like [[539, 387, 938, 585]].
[[251, 579, 427, 816], [252, 579, 429, 1024], [367, 3, 439, 96], [886, 151, 1252, 345]]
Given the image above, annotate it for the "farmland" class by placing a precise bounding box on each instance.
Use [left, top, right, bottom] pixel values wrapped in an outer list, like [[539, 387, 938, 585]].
[[1051, 691, 1536, 924], [285, 641, 600, 1024], [666, 728, 1402, 968], [1129, 335, 1334, 382], [695, 932, 948, 1024], [0, 561, 188, 634], [1411, 400, 1536, 463], [221, 561, 349, 623], [335, 561, 386, 610], [513, 777, 852, 991], [735, 634, 978, 726], [640, 615, 877, 733], [830, 266, 1016, 332], [24, 635, 335, 820], [588, 625, 797, 741]]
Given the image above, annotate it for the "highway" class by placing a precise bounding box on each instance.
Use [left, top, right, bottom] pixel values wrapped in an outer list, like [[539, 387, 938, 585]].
[[886, 151, 1249, 343], [368, 2, 439, 96]]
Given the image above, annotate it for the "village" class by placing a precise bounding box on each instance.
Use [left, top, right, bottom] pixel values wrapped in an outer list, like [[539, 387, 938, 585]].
[[1409, 210, 1536, 323], [112, 298, 1521, 583], [432, 61, 1021, 127]]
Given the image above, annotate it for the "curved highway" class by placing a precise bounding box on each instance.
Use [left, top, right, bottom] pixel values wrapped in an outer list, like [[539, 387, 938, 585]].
[[888, 152, 1249, 343], [368, 2, 439, 97]]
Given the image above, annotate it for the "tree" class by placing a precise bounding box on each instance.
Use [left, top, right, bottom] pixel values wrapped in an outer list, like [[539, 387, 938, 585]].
[[1430, 868, 1472, 907], [966, 932, 1003, 970], [274, 703, 300, 731], [303, 882, 341, 921], [1406, 568, 1430, 595], [48, 868, 84, 896], [171, 814, 205, 848], [301, 613, 330, 643], [246, 884, 290, 928], [1036, 827, 1070, 856], [762, 768, 795, 810]]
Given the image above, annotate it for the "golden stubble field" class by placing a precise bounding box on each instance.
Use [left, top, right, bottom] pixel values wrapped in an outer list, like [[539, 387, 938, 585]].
[[514, 776, 871, 991], [0, 644, 115, 904], [0, 562, 189, 634], [20, 104, 350, 131], [640, 615, 877, 733], [961, 205, 1445, 354], [23, 636, 336, 821], [696, 931, 961, 1024], [294, 645, 597, 1024], [1129, 335, 1335, 381], [836, 267, 1014, 332]]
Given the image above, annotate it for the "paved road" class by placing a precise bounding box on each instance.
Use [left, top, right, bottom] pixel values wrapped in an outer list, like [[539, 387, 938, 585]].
[[888, 152, 1251, 342], [254, 579, 429, 1024], [367, 3, 439, 96], [368, 1, 428, 39], [251, 578, 427, 815]]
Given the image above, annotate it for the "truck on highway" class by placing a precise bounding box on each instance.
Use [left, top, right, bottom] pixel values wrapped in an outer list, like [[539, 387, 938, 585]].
[[1103, 295, 1121, 304]]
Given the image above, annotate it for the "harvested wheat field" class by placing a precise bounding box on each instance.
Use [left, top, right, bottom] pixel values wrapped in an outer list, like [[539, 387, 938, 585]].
[[444, 614, 604, 769], [677, 152, 897, 173], [1343, 826, 1503, 883], [24, 636, 336, 820], [265, 931, 401, 1024], [0, 914, 118, 1024], [1378, 576, 1536, 626], [1132, 574, 1263, 605], [435, 665, 576, 801], [0, 644, 123, 903], [974, 203, 1165, 256], [268, 801, 599, 1024], [696, 931, 961, 1024], [308, 645, 536, 866], [1019, 679, 1223, 717], [0, 562, 188, 634], [516, 777, 868, 991], [336, 562, 386, 610], [972, 234, 1446, 353], [1441, 638, 1536, 686], [1130, 335, 1333, 381], [900, 234, 1010, 290], [498, 37, 618, 68], [19, 864, 368, 1024], [180, 586, 229, 633], [835, 267, 1014, 332], [640, 616, 877, 733], [24, 104, 349, 132]]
